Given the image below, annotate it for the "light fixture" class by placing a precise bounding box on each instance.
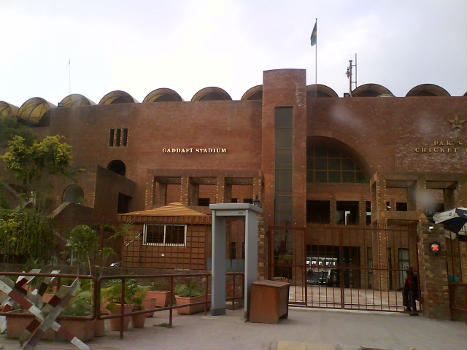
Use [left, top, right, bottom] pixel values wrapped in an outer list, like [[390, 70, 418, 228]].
[[428, 225, 434, 230]]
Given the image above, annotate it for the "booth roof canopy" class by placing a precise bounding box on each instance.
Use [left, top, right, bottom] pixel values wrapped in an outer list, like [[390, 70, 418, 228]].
[[120, 202, 211, 218]]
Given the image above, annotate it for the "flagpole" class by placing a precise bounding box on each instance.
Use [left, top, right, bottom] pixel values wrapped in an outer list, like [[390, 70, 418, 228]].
[[315, 18, 317, 85]]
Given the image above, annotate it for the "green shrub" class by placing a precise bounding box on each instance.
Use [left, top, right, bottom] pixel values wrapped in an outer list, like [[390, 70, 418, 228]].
[[62, 290, 92, 316], [148, 278, 169, 291], [174, 280, 203, 297], [0, 209, 53, 263]]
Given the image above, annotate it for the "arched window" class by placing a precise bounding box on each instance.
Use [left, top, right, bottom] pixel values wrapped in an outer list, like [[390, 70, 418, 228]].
[[62, 185, 84, 204], [307, 141, 368, 183], [107, 160, 126, 176]]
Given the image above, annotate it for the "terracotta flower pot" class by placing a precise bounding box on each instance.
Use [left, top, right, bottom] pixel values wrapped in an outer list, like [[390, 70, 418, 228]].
[[131, 311, 146, 328], [175, 295, 210, 315], [148, 290, 172, 307], [6, 313, 55, 340], [142, 291, 157, 317], [57, 318, 95, 342], [94, 312, 108, 337], [108, 304, 133, 331]]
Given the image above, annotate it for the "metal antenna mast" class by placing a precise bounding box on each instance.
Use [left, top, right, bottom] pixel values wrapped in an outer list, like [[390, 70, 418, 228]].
[[346, 53, 357, 95]]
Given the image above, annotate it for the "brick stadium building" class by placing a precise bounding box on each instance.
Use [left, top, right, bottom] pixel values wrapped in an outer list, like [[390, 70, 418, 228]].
[[1, 69, 466, 317]]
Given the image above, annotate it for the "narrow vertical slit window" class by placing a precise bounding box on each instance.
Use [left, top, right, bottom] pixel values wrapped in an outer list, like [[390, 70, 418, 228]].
[[122, 128, 128, 146], [115, 129, 121, 146], [109, 129, 115, 146]]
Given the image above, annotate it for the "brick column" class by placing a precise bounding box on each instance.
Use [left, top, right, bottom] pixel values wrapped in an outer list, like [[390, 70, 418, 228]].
[[257, 215, 266, 279], [153, 181, 167, 208], [372, 225, 389, 290], [358, 199, 366, 226], [252, 177, 263, 203], [253, 177, 266, 279], [417, 218, 451, 319], [180, 176, 189, 205], [216, 177, 226, 203], [144, 174, 155, 209]]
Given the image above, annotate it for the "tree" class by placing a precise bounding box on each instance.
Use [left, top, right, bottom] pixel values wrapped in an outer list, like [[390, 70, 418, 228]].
[[69, 225, 99, 274], [68, 224, 117, 274], [0, 208, 53, 264], [0, 115, 36, 150], [1, 135, 73, 212]]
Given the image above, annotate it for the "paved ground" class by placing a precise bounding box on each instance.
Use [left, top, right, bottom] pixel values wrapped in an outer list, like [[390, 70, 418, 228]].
[[1, 307, 466, 350]]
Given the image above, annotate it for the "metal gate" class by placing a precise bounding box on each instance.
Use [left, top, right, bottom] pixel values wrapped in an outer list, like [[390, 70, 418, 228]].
[[269, 224, 420, 312]]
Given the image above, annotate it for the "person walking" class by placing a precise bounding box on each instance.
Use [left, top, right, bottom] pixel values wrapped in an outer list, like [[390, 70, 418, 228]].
[[403, 267, 419, 316]]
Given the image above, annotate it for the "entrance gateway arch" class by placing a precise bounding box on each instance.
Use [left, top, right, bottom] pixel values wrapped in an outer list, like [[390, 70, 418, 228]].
[[209, 203, 262, 318]]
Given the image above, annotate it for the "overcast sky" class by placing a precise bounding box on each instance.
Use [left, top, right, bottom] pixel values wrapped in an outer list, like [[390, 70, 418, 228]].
[[1, 0, 466, 106]]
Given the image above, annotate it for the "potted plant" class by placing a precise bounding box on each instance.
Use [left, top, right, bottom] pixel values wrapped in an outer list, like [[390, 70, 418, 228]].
[[125, 280, 148, 328], [101, 280, 134, 331], [144, 278, 171, 310], [59, 290, 95, 342], [174, 280, 209, 315], [5, 305, 55, 340]]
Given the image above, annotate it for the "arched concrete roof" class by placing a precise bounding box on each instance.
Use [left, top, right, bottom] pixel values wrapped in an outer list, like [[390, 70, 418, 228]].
[[191, 87, 232, 102], [59, 94, 96, 107], [406, 84, 450, 97], [99, 90, 138, 105], [0, 101, 19, 118], [143, 88, 183, 103], [17, 97, 56, 125], [241, 85, 263, 101], [307, 84, 338, 98], [352, 84, 394, 97]]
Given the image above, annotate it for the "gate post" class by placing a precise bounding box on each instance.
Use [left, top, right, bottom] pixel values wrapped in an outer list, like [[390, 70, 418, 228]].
[[417, 216, 451, 319]]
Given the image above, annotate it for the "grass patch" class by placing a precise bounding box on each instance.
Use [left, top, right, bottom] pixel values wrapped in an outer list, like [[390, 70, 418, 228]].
[[155, 322, 172, 328]]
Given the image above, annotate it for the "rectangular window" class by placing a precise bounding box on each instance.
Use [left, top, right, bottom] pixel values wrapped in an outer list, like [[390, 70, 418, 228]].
[[165, 225, 185, 245], [109, 129, 115, 146], [274, 107, 293, 226], [145, 225, 164, 244], [396, 202, 407, 211], [398, 248, 409, 286], [307, 200, 330, 223], [115, 129, 121, 146], [366, 201, 371, 225], [198, 198, 210, 206], [230, 242, 236, 259], [122, 128, 128, 146], [143, 224, 186, 246], [336, 201, 359, 225]]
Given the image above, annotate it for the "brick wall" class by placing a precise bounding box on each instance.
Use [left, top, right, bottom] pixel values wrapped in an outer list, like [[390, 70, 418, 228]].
[[123, 224, 209, 270], [417, 219, 451, 319]]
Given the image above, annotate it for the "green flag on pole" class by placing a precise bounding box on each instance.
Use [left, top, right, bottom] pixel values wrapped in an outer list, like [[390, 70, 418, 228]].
[[310, 21, 317, 46]]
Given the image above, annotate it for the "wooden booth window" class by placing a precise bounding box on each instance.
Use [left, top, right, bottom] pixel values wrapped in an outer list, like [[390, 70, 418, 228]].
[[143, 224, 186, 246]]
